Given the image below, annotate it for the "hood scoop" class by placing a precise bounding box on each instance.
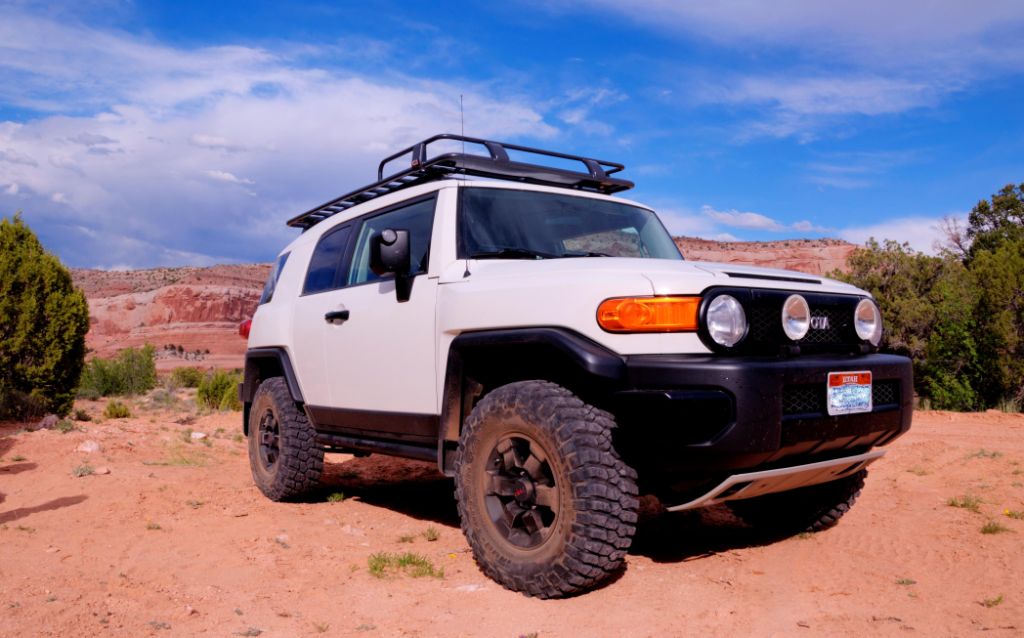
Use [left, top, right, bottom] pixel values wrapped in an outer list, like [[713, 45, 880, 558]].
[[724, 271, 821, 285]]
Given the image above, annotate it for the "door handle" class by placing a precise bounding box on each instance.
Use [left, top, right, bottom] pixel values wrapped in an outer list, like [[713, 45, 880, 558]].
[[324, 310, 350, 324]]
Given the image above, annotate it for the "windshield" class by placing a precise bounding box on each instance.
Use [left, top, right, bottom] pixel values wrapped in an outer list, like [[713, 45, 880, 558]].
[[458, 187, 682, 260]]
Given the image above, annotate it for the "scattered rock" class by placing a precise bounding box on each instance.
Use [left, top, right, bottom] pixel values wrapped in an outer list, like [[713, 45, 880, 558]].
[[453, 584, 485, 593], [76, 440, 102, 453], [190, 432, 207, 440], [36, 415, 59, 431], [93, 466, 111, 475], [185, 605, 198, 616], [340, 524, 365, 537]]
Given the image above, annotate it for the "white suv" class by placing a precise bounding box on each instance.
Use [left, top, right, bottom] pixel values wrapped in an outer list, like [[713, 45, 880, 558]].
[[240, 134, 913, 598]]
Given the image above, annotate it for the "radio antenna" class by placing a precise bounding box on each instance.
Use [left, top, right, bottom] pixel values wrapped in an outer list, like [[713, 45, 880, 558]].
[[460, 93, 472, 278]]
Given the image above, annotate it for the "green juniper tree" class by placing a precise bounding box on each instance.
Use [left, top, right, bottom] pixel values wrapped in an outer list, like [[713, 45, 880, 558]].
[[0, 214, 90, 418]]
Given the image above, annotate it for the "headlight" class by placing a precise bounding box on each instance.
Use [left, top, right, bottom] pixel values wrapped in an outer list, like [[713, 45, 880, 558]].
[[781, 294, 810, 341], [706, 294, 747, 347], [854, 298, 882, 346]]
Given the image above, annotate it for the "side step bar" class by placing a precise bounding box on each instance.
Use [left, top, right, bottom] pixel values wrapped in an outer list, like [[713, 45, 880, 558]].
[[666, 449, 885, 512]]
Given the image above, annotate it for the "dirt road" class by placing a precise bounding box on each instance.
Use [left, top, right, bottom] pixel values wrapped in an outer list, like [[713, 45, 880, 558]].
[[1, 398, 1022, 637]]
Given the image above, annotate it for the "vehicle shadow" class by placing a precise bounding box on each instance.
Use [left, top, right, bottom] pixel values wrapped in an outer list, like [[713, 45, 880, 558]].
[[0, 495, 89, 525], [317, 454, 460, 528], [316, 455, 782, 563], [629, 499, 781, 563]]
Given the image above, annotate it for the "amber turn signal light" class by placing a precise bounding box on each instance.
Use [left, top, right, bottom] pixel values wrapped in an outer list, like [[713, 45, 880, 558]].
[[597, 296, 701, 332]]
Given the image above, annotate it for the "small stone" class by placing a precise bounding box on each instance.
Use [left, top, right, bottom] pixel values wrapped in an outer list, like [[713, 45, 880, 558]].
[[93, 466, 111, 475], [189, 432, 207, 440], [36, 415, 59, 431], [453, 584, 485, 592], [46, 546, 60, 553], [76, 440, 102, 453], [185, 605, 198, 616]]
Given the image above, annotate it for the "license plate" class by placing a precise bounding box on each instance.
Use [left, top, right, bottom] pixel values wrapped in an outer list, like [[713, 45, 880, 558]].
[[827, 371, 873, 416]]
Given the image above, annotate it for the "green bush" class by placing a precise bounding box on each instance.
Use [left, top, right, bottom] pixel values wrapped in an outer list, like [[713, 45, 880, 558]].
[[104, 400, 132, 419], [0, 214, 89, 418], [197, 370, 242, 412], [79, 345, 157, 397], [170, 367, 205, 388], [836, 181, 1024, 411]]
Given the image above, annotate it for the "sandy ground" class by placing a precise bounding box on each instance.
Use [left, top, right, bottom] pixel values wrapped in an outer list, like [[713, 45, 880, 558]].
[[1, 397, 1022, 637]]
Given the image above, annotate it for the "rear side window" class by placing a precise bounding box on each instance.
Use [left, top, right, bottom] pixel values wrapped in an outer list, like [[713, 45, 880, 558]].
[[303, 224, 353, 295], [259, 252, 290, 305]]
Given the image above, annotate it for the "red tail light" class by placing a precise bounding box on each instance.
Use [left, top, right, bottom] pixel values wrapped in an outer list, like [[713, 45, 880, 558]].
[[239, 319, 252, 339]]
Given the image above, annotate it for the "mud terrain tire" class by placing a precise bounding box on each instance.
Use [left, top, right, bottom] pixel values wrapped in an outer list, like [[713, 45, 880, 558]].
[[248, 377, 323, 501], [453, 380, 639, 598], [728, 469, 867, 535]]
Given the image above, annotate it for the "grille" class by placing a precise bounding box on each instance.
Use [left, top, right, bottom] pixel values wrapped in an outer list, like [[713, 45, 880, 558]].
[[783, 385, 824, 415], [873, 380, 900, 406], [782, 380, 901, 416], [705, 287, 868, 355]]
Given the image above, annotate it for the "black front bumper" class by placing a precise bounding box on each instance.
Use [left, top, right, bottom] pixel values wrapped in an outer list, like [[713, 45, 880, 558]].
[[611, 353, 913, 487]]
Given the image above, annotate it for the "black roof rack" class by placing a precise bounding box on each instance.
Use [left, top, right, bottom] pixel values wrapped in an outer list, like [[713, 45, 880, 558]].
[[286, 133, 634, 230]]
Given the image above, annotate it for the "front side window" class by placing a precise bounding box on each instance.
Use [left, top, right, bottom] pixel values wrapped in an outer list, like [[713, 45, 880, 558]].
[[347, 196, 436, 286], [458, 188, 682, 260]]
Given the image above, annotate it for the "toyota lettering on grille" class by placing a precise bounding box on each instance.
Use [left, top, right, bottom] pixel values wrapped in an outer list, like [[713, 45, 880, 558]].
[[810, 315, 830, 330]]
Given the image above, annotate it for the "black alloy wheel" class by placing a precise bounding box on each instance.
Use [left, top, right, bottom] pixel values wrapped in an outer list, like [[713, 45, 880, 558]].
[[484, 433, 560, 549]]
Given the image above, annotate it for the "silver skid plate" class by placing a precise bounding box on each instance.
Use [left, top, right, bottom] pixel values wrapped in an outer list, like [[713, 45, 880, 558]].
[[666, 449, 885, 512]]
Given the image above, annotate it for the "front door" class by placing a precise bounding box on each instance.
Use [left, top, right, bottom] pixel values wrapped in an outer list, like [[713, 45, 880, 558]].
[[301, 195, 440, 444]]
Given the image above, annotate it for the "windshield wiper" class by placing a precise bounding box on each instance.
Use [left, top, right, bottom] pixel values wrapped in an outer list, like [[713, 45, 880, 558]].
[[561, 251, 612, 258], [469, 247, 558, 260]]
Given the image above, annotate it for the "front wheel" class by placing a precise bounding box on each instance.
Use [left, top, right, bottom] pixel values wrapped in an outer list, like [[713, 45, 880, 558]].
[[248, 377, 323, 501], [453, 381, 639, 598]]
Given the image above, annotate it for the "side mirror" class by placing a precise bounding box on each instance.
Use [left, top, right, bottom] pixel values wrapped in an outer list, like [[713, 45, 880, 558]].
[[370, 228, 413, 302]]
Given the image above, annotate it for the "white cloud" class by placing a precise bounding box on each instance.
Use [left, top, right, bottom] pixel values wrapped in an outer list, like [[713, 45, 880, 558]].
[[651, 205, 717, 237], [0, 11, 558, 268], [205, 170, 254, 185], [564, 1, 1024, 140], [568, 1, 1024, 71], [0, 147, 38, 166], [190, 134, 247, 152], [4, 182, 18, 195], [837, 214, 966, 254], [702, 205, 786, 231]]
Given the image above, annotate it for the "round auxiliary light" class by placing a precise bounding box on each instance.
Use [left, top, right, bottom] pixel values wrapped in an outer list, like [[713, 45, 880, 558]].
[[781, 294, 811, 341], [706, 295, 747, 347], [854, 298, 882, 346]]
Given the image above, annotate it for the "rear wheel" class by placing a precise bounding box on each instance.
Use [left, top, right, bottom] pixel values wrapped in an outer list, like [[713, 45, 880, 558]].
[[728, 470, 867, 535], [454, 381, 639, 598], [248, 377, 323, 501]]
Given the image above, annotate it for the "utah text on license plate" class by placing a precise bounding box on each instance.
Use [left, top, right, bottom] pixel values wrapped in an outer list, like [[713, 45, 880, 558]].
[[827, 371, 872, 416]]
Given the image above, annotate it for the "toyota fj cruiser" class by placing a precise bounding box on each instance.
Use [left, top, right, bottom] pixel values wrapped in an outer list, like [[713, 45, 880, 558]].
[[240, 134, 913, 598]]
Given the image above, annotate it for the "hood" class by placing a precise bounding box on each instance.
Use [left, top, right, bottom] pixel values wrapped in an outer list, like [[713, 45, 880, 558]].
[[451, 257, 864, 297]]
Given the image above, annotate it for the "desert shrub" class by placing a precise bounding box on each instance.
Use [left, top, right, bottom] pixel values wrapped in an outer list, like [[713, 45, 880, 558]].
[[73, 408, 92, 422], [79, 345, 157, 397], [0, 214, 89, 418], [197, 370, 242, 411], [171, 366, 204, 388], [104, 399, 132, 419]]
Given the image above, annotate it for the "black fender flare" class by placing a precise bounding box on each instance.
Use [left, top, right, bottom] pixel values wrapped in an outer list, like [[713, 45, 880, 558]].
[[436, 327, 626, 474], [240, 347, 305, 435]]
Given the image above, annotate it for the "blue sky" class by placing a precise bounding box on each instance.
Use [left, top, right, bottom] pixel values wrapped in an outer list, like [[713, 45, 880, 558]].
[[1, 0, 1023, 269]]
